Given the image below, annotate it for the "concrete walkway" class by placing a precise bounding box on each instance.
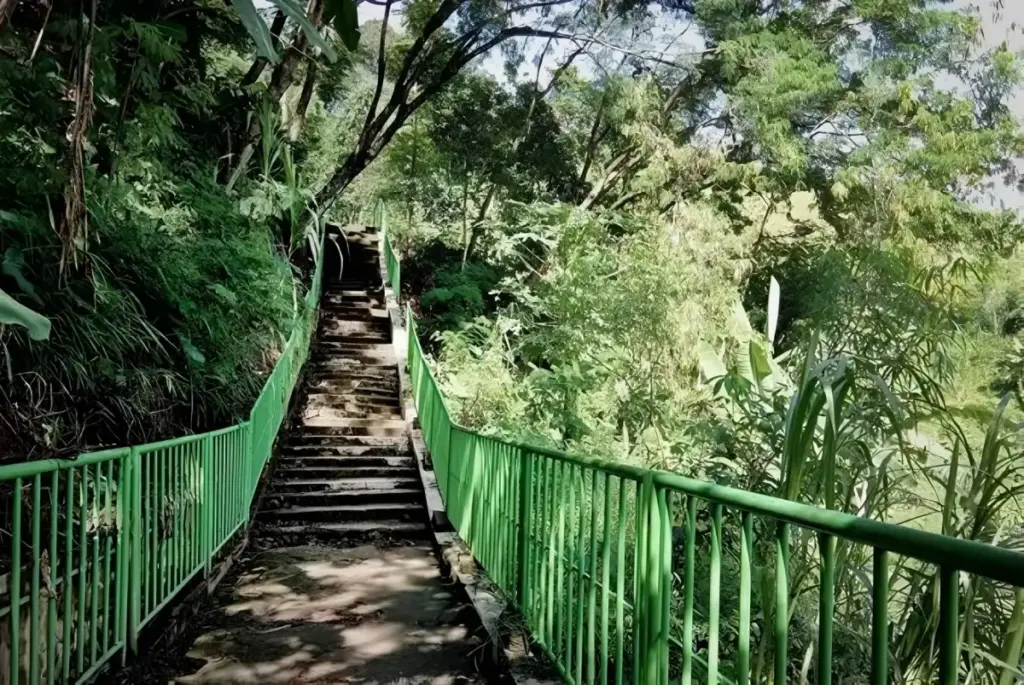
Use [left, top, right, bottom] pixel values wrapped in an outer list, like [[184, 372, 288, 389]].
[[173, 544, 482, 685]]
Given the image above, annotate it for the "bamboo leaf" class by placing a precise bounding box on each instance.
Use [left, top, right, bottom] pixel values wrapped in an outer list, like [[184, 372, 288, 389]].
[[767, 275, 780, 345]]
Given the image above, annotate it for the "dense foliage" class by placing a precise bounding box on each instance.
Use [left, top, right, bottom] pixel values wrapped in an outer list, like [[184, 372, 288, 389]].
[[2, 0, 1023, 680], [356, 0, 1024, 681], [0, 1, 360, 457]]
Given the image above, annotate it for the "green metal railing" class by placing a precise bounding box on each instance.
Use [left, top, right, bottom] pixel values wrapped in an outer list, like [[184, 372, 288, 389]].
[[376, 199, 400, 297], [397, 264, 1024, 682], [0, 240, 326, 685]]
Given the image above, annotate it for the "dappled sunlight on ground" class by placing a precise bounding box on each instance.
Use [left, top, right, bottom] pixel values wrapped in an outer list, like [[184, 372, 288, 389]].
[[175, 545, 480, 684]]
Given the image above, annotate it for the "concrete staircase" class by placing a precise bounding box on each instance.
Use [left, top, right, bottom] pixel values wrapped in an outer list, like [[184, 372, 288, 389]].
[[257, 227, 428, 540]]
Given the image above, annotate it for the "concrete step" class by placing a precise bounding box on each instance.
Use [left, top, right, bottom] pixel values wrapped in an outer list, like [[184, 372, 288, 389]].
[[317, 340, 390, 349], [309, 355, 395, 368], [304, 383, 398, 399], [317, 334, 391, 344], [301, 406, 402, 422], [281, 434, 409, 448], [308, 367, 399, 380], [322, 298, 378, 308], [298, 418, 406, 435], [275, 465, 416, 478], [266, 491, 421, 507], [307, 370, 399, 383], [257, 520, 429, 540], [280, 443, 410, 457], [277, 455, 414, 470], [271, 475, 419, 491], [266, 488, 422, 506], [304, 393, 400, 408], [304, 390, 398, 404], [321, 311, 389, 322], [258, 502, 424, 522], [318, 320, 389, 337]]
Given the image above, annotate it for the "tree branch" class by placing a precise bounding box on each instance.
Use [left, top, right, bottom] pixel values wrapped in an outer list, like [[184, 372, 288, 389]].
[[359, 0, 392, 150]]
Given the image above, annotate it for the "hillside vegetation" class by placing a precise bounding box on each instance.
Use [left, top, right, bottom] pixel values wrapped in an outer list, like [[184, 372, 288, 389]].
[[1, 0, 1023, 680]]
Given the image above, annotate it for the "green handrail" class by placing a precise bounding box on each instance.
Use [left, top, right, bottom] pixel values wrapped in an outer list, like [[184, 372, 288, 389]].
[[403, 297, 1024, 683], [377, 199, 401, 299], [0, 237, 326, 685]]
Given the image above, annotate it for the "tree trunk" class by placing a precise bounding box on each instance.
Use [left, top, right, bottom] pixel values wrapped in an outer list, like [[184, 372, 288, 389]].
[[61, 0, 98, 275], [289, 60, 318, 140], [461, 172, 471, 267]]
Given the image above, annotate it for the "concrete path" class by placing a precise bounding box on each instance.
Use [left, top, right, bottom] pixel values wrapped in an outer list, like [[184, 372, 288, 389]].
[[173, 544, 482, 685]]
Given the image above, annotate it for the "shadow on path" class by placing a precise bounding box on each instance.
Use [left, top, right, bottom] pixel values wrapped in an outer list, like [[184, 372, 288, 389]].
[[170, 544, 482, 685]]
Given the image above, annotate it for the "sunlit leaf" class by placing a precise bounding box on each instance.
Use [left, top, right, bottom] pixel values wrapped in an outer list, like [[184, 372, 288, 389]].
[[230, 0, 279, 63], [0, 288, 51, 341]]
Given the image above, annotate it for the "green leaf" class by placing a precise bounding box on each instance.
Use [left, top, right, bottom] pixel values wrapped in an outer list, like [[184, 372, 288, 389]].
[[270, 0, 338, 63], [749, 339, 773, 388], [767, 275, 779, 345], [698, 341, 727, 382], [0, 288, 51, 341], [230, 0, 279, 63], [324, 0, 360, 52], [2, 248, 41, 303], [179, 337, 206, 365]]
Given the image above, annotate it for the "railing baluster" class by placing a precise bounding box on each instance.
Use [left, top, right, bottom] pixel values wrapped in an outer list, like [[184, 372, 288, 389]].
[[872, 548, 889, 685], [587, 469, 599, 685], [90, 462, 100, 667], [556, 460, 567, 666], [12, 477, 22, 685], [600, 472, 612, 685], [775, 522, 790, 685], [658, 488, 672, 685], [709, 503, 723, 685], [576, 467, 587, 685], [614, 478, 627, 685], [939, 566, 960, 685], [567, 463, 576, 678], [681, 495, 696, 685], [738, 511, 753, 685], [818, 532, 835, 685], [62, 470, 73, 681], [77, 466, 87, 676], [634, 476, 650, 685], [31, 474, 42, 685], [47, 470, 58, 685], [102, 460, 113, 654], [545, 459, 557, 648]]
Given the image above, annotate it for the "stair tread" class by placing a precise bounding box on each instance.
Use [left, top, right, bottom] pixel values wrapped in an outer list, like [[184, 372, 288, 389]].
[[274, 489, 422, 500], [276, 466, 415, 474], [273, 477, 418, 488], [261, 521, 427, 534]]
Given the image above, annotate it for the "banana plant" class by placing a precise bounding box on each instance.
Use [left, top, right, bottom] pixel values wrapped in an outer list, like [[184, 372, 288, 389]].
[[699, 276, 789, 396], [230, 0, 359, 64]]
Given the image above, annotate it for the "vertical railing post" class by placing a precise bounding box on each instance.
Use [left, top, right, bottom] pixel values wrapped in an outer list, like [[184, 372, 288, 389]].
[[202, 434, 213, 578], [129, 447, 141, 654], [516, 450, 533, 610], [244, 419, 254, 522], [633, 474, 652, 685]]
